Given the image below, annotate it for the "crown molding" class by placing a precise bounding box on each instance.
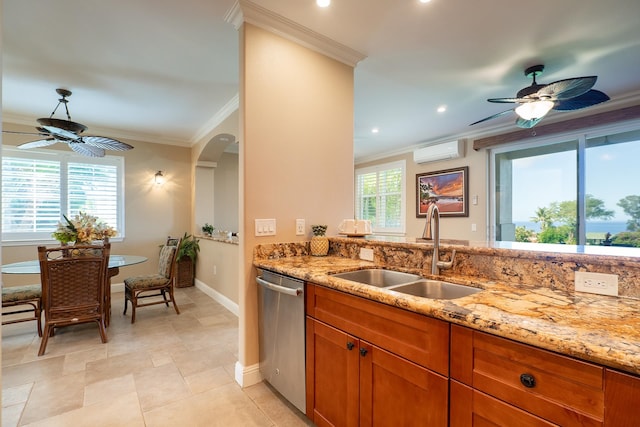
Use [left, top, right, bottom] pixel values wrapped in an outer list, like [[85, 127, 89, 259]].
[[225, 0, 367, 67], [191, 94, 239, 145]]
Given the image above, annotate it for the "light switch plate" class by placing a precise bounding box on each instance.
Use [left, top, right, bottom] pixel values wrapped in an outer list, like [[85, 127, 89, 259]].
[[295, 219, 305, 236], [575, 271, 618, 296], [255, 219, 276, 236]]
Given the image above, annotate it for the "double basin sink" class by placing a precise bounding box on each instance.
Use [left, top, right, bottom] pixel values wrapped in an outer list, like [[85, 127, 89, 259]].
[[330, 269, 480, 300]]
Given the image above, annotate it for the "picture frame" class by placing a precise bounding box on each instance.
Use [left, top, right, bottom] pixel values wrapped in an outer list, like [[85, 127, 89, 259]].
[[416, 166, 468, 217]]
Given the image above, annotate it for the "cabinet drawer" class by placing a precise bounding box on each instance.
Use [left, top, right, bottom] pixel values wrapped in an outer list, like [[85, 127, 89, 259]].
[[306, 283, 449, 375], [450, 380, 557, 427], [451, 325, 604, 426]]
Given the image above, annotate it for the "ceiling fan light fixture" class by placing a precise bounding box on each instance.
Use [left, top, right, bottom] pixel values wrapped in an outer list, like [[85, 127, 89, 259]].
[[515, 100, 554, 120]]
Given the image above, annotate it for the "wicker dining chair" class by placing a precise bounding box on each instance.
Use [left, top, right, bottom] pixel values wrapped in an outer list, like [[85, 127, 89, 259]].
[[37, 242, 111, 356], [123, 236, 181, 323], [2, 284, 43, 337]]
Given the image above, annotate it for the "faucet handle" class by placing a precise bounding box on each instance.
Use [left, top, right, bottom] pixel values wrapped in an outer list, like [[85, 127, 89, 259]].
[[436, 249, 456, 270]]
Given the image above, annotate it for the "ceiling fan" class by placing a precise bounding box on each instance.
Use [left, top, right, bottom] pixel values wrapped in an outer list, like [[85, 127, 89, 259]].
[[470, 64, 610, 129], [3, 88, 134, 157]]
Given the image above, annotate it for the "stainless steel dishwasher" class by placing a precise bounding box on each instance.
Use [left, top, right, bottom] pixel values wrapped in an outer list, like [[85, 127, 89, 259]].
[[257, 269, 306, 413]]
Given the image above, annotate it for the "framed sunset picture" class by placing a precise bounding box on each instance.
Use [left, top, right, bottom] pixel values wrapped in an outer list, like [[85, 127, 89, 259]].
[[416, 166, 468, 217]]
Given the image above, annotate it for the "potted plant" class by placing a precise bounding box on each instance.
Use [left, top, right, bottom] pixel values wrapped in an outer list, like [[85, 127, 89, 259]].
[[176, 232, 200, 287], [202, 223, 215, 237], [310, 224, 329, 256]]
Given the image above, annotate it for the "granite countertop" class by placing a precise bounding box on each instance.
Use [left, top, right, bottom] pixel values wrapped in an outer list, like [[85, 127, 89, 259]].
[[254, 255, 640, 376]]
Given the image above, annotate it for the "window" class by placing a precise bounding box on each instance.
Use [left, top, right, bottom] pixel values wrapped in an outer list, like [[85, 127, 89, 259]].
[[2, 148, 125, 243], [492, 126, 640, 246], [355, 160, 406, 234]]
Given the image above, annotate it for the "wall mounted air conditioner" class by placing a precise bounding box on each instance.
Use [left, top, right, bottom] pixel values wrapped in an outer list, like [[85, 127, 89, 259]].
[[413, 140, 464, 164]]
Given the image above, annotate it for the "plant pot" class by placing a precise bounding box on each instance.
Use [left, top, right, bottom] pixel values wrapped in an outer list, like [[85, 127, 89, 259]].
[[176, 258, 194, 287], [310, 236, 329, 256]]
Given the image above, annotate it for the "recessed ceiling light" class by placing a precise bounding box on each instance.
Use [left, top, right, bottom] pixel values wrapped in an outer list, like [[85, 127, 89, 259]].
[[371, 128, 379, 134], [317, 0, 330, 7], [437, 105, 447, 113], [419, 0, 432, 3]]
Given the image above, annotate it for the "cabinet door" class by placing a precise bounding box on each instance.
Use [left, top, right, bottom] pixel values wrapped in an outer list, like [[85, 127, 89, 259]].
[[306, 317, 360, 427], [359, 341, 448, 427], [605, 369, 640, 426]]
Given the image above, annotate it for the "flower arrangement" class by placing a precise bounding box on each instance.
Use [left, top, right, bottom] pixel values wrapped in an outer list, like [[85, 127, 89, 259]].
[[202, 223, 215, 236], [52, 212, 117, 244]]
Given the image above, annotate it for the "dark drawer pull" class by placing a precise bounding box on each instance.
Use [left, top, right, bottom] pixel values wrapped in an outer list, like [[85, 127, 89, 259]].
[[346, 341, 355, 351], [520, 373, 536, 388], [360, 348, 368, 357]]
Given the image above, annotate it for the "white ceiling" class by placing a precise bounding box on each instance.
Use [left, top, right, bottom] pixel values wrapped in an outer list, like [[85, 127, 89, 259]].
[[3, 0, 640, 161]]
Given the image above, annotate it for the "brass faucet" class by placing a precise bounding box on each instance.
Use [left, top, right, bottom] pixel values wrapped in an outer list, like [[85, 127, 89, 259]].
[[422, 202, 456, 275]]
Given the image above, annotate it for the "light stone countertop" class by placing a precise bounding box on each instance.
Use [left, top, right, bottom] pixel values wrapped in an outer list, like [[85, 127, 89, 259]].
[[254, 254, 640, 376]]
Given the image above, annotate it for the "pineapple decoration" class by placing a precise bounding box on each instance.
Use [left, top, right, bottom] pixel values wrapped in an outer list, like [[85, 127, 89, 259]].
[[310, 224, 329, 256]]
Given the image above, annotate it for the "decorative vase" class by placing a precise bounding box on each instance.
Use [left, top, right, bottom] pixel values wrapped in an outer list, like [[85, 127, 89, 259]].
[[310, 236, 329, 256]]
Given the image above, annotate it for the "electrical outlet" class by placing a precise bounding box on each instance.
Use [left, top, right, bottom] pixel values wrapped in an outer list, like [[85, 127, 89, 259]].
[[359, 248, 374, 262], [296, 219, 305, 236], [575, 271, 618, 296], [213, 265, 217, 275]]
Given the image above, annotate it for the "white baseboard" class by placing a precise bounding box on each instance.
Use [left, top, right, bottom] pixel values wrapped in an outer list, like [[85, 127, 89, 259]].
[[235, 361, 262, 388], [194, 279, 239, 317]]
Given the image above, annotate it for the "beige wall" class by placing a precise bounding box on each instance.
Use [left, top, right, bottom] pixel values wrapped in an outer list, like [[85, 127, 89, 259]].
[[214, 152, 239, 233], [239, 23, 355, 373], [196, 239, 239, 305], [357, 139, 488, 242], [1, 123, 192, 287]]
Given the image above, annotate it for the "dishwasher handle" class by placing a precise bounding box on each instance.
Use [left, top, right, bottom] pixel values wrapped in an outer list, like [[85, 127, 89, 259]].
[[256, 276, 303, 296]]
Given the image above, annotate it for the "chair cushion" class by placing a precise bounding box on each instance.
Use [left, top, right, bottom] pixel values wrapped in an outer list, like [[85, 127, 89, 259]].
[[125, 274, 170, 290], [158, 245, 176, 278], [2, 284, 42, 303]]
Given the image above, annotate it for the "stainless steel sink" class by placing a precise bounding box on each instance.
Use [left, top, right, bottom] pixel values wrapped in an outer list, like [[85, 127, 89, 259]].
[[330, 269, 423, 288], [388, 280, 481, 299]]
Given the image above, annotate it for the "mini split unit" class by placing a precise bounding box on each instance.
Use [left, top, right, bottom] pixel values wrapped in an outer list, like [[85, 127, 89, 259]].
[[413, 140, 465, 164]]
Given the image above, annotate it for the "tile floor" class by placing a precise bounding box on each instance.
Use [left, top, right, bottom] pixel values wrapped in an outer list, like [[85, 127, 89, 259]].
[[2, 286, 313, 427]]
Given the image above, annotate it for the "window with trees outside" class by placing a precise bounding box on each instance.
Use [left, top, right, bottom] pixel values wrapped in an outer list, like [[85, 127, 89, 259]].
[[493, 126, 640, 247], [2, 147, 124, 244], [355, 160, 406, 234]]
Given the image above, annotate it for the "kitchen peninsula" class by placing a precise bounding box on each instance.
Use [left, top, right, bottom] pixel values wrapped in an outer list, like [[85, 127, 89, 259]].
[[254, 236, 640, 426]]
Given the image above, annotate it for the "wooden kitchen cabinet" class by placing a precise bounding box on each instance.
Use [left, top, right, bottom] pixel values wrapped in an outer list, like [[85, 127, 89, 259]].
[[604, 368, 640, 426], [305, 317, 359, 427], [306, 283, 449, 426], [450, 324, 605, 427]]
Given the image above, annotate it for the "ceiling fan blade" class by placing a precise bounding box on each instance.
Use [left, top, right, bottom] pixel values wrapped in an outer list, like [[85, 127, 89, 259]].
[[41, 125, 81, 141], [552, 89, 610, 111], [17, 138, 60, 149], [68, 142, 105, 157], [538, 76, 597, 100], [487, 97, 531, 104], [515, 117, 543, 128], [81, 136, 134, 151], [2, 129, 49, 137], [469, 109, 514, 126]]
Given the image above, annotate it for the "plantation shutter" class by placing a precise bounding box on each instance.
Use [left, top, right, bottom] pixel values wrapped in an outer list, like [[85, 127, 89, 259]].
[[355, 160, 406, 234], [1, 156, 61, 239], [68, 162, 119, 228]]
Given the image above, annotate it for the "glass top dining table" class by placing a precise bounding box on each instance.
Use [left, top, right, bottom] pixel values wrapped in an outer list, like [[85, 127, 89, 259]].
[[1, 255, 148, 274]]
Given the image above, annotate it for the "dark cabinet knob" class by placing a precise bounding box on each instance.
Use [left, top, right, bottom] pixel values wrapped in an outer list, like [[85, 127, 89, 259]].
[[360, 348, 368, 357], [520, 373, 536, 388], [346, 341, 355, 350]]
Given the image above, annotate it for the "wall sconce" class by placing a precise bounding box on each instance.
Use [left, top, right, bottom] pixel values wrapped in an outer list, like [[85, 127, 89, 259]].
[[154, 170, 165, 185]]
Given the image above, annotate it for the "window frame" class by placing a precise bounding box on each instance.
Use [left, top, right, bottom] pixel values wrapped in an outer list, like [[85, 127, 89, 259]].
[[355, 159, 406, 235], [489, 120, 640, 245], [2, 147, 126, 246]]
